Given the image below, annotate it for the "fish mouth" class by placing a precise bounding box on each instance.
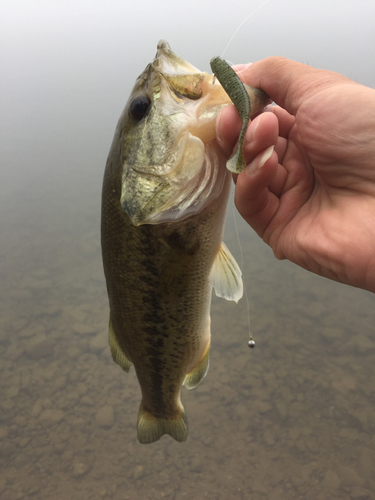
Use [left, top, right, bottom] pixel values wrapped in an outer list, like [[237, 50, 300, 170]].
[[119, 41, 240, 227], [153, 40, 202, 76]]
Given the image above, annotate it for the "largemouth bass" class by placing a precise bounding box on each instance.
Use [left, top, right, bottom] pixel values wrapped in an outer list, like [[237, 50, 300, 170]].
[[101, 40, 270, 444]]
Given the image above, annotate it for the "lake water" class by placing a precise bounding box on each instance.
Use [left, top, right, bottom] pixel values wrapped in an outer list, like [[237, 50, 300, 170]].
[[1, 1, 375, 499]]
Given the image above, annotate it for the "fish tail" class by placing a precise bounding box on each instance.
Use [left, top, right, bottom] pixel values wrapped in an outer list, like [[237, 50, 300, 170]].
[[137, 401, 188, 444]]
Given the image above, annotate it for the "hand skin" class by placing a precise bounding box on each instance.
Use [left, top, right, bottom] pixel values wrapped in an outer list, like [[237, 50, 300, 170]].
[[216, 56, 375, 293]]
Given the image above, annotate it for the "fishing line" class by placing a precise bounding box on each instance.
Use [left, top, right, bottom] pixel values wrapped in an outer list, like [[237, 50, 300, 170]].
[[220, 0, 273, 348], [221, 0, 273, 59], [232, 199, 255, 348], [214, 1, 272, 347]]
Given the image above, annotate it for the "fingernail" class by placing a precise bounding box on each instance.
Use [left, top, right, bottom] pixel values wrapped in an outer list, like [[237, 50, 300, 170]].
[[258, 145, 275, 168], [249, 113, 264, 143]]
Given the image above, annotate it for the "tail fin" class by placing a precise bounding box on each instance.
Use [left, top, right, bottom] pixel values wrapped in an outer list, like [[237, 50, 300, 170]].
[[137, 402, 188, 444]]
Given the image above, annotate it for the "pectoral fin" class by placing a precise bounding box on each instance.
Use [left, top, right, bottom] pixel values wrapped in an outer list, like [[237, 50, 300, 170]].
[[108, 318, 132, 372], [211, 242, 243, 303]]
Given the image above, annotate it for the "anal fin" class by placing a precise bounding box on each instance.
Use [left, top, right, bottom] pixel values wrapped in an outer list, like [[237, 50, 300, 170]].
[[108, 318, 132, 372], [183, 342, 210, 389]]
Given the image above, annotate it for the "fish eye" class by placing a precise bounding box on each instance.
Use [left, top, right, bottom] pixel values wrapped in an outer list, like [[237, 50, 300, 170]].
[[129, 95, 151, 121]]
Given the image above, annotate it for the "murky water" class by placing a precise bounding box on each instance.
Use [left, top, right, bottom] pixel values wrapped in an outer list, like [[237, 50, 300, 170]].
[[1, 2, 375, 499]]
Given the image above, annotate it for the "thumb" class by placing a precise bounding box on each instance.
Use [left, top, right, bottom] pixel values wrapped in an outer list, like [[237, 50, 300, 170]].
[[237, 56, 350, 116]]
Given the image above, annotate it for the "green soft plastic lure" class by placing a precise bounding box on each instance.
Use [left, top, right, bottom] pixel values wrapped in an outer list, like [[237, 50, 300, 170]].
[[210, 56, 251, 174]]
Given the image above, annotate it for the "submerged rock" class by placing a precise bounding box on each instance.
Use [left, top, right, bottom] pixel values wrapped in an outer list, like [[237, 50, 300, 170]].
[[72, 462, 90, 478]]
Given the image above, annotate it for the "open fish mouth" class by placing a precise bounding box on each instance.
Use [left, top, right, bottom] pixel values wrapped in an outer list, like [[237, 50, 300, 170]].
[[118, 42, 232, 227], [119, 40, 270, 227]]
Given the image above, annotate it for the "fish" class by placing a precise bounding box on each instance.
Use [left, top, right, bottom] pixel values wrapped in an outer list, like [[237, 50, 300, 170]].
[[101, 40, 270, 444]]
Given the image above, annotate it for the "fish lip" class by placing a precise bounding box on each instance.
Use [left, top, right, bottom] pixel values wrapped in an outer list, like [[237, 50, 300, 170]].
[[156, 39, 171, 52], [153, 39, 201, 76]]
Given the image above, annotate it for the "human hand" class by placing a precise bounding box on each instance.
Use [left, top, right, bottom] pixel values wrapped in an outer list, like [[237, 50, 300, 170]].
[[216, 57, 375, 293]]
